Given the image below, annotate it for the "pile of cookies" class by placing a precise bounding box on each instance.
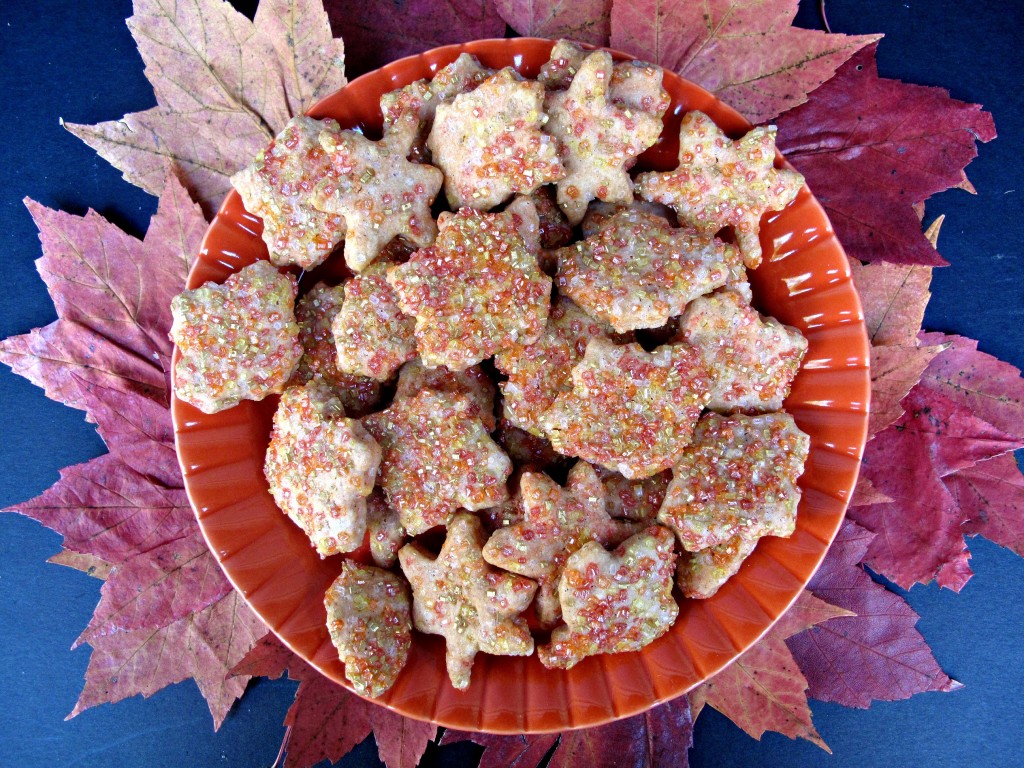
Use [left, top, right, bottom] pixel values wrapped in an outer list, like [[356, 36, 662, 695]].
[[170, 41, 810, 697]]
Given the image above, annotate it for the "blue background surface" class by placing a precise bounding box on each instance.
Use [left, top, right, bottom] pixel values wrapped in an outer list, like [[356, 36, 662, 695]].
[[1, 1, 1022, 766]]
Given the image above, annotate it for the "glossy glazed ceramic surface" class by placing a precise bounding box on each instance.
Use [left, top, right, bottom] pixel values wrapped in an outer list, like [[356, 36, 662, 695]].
[[172, 38, 870, 734]]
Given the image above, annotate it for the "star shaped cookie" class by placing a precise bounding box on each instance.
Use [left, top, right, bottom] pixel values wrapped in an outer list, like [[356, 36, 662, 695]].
[[636, 110, 804, 268], [545, 50, 668, 224], [657, 412, 810, 551], [541, 338, 711, 479], [538, 525, 678, 670], [398, 513, 537, 690], [483, 462, 639, 626], [362, 390, 512, 535], [387, 203, 552, 371], [427, 67, 565, 210], [311, 125, 443, 272]]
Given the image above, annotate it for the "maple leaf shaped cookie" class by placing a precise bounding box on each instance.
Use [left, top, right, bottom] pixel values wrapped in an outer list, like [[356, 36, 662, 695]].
[[387, 204, 552, 371], [311, 126, 443, 272], [170, 260, 302, 414], [657, 412, 810, 552], [677, 289, 808, 412], [494, 295, 613, 437], [362, 390, 512, 535], [594, 465, 671, 524], [541, 338, 711, 479], [394, 359, 497, 431], [483, 462, 639, 626], [555, 208, 739, 332], [264, 381, 382, 557], [427, 67, 565, 210], [538, 525, 678, 670], [332, 261, 417, 382], [398, 513, 537, 690], [381, 53, 494, 163], [231, 116, 348, 270], [636, 110, 805, 268], [290, 283, 383, 417], [325, 561, 412, 698], [545, 50, 668, 224]]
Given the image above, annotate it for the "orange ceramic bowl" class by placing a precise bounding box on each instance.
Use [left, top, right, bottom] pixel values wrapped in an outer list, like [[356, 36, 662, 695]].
[[172, 38, 870, 734]]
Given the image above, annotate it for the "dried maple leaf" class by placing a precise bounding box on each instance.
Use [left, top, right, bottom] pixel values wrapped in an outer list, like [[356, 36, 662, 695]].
[[495, 0, 612, 46], [67, 0, 347, 214], [442, 694, 693, 768], [232, 634, 436, 768], [688, 591, 850, 751], [323, 0, 505, 78], [949, 453, 1024, 557], [789, 520, 962, 707], [851, 386, 1024, 591], [776, 46, 996, 266], [609, 0, 880, 123], [2, 176, 264, 727]]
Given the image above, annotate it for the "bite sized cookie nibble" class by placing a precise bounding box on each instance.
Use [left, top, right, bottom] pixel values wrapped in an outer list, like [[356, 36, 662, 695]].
[[394, 359, 497, 431], [523, 186, 574, 251], [231, 116, 347, 270], [580, 199, 676, 238], [332, 262, 417, 382], [537, 39, 588, 90], [366, 490, 406, 569], [677, 534, 760, 600], [171, 260, 302, 414], [427, 67, 565, 210], [555, 209, 739, 332], [483, 462, 639, 627], [495, 296, 613, 436], [541, 338, 711, 479], [594, 465, 671, 524], [290, 283, 383, 417], [399, 513, 537, 691], [657, 412, 810, 551], [264, 382, 381, 557], [545, 50, 668, 224], [636, 110, 804, 268], [325, 561, 412, 698], [387, 204, 552, 371], [677, 289, 808, 412], [363, 390, 512, 535], [311, 126, 443, 272], [538, 525, 678, 670], [380, 53, 494, 163]]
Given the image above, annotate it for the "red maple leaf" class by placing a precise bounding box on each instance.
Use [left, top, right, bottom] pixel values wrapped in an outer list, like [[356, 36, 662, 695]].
[[687, 591, 850, 751], [441, 694, 692, 767], [233, 634, 437, 768], [609, 0, 879, 123], [788, 520, 962, 707], [324, 0, 505, 78], [949, 453, 1024, 557], [1, 174, 266, 728], [776, 46, 996, 267]]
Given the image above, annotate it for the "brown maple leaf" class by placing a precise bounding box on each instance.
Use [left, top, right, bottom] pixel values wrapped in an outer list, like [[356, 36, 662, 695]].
[[789, 520, 962, 707], [688, 590, 852, 751], [66, 0, 347, 215], [496, 0, 613, 46], [609, 0, 880, 123]]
